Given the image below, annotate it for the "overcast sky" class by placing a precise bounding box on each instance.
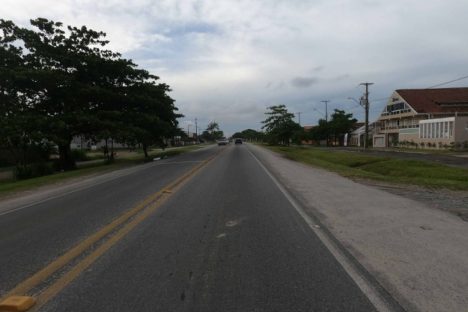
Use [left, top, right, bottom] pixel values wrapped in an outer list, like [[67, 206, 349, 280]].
[[2, 0, 468, 135]]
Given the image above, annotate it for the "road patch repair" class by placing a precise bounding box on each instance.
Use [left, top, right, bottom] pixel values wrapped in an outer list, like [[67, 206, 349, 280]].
[[0, 150, 222, 312], [250, 144, 468, 312]]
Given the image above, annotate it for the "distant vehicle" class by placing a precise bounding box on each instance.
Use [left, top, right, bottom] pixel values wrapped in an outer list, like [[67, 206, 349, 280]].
[[234, 138, 243, 144], [217, 138, 229, 146]]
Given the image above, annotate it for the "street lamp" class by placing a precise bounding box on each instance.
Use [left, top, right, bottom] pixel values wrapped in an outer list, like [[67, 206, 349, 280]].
[[347, 97, 361, 106]]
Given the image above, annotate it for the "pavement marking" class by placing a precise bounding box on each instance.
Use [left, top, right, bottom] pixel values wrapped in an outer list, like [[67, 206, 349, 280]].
[[0, 149, 212, 217], [246, 147, 399, 312], [0, 296, 35, 312], [155, 161, 204, 165], [0, 150, 222, 311]]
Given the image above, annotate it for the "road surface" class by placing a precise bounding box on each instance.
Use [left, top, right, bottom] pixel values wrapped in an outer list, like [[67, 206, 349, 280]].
[[0, 144, 381, 311]]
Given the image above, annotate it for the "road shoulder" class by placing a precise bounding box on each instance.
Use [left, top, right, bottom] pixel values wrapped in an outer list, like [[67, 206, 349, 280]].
[[249, 144, 468, 312]]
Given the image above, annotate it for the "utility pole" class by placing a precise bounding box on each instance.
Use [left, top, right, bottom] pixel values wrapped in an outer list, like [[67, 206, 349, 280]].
[[296, 112, 302, 126], [360, 82, 374, 149], [320, 100, 329, 122], [321, 100, 330, 146], [195, 118, 198, 143]]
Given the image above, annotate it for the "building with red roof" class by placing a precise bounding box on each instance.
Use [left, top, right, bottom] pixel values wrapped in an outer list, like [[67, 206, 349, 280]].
[[373, 88, 468, 148]]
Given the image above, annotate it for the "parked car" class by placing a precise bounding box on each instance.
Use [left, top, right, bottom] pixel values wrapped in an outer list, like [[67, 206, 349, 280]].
[[217, 138, 229, 146]]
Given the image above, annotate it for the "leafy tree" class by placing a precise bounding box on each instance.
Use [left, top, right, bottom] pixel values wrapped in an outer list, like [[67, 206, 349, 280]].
[[0, 18, 180, 171], [262, 105, 301, 145], [231, 129, 264, 141], [0, 19, 47, 167], [3, 18, 125, 170], [121, 82, 181, 158], [307, 109, 357, 146], [328, 109, 357, 145], [307, 119, 329, 144], [201, 121, 224, 141]]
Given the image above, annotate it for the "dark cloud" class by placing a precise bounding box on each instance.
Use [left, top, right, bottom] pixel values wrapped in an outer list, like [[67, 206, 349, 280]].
[[291, 76, 318, 88]]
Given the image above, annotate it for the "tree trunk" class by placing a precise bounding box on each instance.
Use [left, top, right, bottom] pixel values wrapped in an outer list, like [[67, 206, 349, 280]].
[[104, 139, 109, 160], [142, 143, 148, 158], [110, 138, 114, 161], [58, 143, 75, 171]]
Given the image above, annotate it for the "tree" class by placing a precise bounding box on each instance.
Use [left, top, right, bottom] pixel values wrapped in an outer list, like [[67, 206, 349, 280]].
[[201, 121, 224, 141], [0, 19, 50, 167], [0, 18, 181, 172], [262, 105, 301, 145], [231, 129, 264, 141], [328, 109, 357, 146], [307, 119, 329, 144], [3, 18, 126, 170], [121, 82, 181, 158], [306, 109, 357, 146]]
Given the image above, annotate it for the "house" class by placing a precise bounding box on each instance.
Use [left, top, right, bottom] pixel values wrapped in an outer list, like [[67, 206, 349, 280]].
[[374, 87, 468, 148], [349, 122, 377, 147]]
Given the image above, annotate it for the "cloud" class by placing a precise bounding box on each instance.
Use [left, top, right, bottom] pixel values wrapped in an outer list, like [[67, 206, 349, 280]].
[[2, 0, 468, 133], [291, 77, 319, 88]]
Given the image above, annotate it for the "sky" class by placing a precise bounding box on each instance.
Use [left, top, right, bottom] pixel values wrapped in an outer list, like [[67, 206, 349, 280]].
[[2, 0, 468, 136]]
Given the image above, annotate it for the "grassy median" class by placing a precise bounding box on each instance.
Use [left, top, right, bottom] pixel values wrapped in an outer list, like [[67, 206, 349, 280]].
[[268, 146, 468, 190], [0, 145, 205, 198]]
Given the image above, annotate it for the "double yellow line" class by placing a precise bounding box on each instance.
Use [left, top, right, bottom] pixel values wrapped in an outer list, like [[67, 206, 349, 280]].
[[0, 151, 220, 312]]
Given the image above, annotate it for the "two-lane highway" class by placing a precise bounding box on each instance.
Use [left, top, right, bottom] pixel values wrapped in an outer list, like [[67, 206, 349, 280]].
[[1, 144, 379, 311]]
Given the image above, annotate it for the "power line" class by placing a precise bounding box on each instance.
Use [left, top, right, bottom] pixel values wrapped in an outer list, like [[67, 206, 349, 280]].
[[426, 74, 468, 89], [364, 75, 468, 103]]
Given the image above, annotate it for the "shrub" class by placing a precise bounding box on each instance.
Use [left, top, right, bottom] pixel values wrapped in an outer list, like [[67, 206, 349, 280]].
[[15, 163, 54, 180], [71, 149, 89, 161]]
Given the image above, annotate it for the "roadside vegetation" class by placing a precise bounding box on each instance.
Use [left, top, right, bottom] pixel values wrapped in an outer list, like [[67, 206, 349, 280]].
[[0, 145, 203, 198], [0, 18, 182, 179], [268, 146, 468, 191]]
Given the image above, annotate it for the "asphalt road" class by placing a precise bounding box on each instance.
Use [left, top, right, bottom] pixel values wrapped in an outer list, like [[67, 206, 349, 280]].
[[0, 144, 378, 311]]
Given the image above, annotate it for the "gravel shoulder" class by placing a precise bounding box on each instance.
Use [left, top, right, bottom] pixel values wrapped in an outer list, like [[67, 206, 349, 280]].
[[356, 179, 468, 222], [249, 143, 468, 312]]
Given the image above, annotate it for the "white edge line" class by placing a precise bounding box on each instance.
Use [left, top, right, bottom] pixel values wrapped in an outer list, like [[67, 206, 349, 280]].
[[246, 146, 394, 312]]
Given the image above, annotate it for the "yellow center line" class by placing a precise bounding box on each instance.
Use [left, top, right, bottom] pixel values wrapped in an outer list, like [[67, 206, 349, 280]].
[[0, 149, 222, 310], [33, 173, 188, 311]]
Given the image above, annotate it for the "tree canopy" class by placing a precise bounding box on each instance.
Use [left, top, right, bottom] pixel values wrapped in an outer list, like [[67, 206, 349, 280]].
[[201, 121, 224, 141], [308, 109, 357, 145], [231, 129, 264, 141], [262, 105, 302, 145], [0, 18, 181, 171]]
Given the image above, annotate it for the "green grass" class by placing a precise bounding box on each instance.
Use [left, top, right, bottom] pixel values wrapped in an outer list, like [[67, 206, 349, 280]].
[[0, 145, 204, 198], [267, 145, 468, 190]]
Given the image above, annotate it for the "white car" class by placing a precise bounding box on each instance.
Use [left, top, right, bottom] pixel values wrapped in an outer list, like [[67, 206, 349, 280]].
[[217, 138, 229, 145]]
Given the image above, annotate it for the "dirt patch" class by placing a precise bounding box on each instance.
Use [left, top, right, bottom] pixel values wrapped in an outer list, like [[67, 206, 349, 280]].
[[356, 178, 468, 222]]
